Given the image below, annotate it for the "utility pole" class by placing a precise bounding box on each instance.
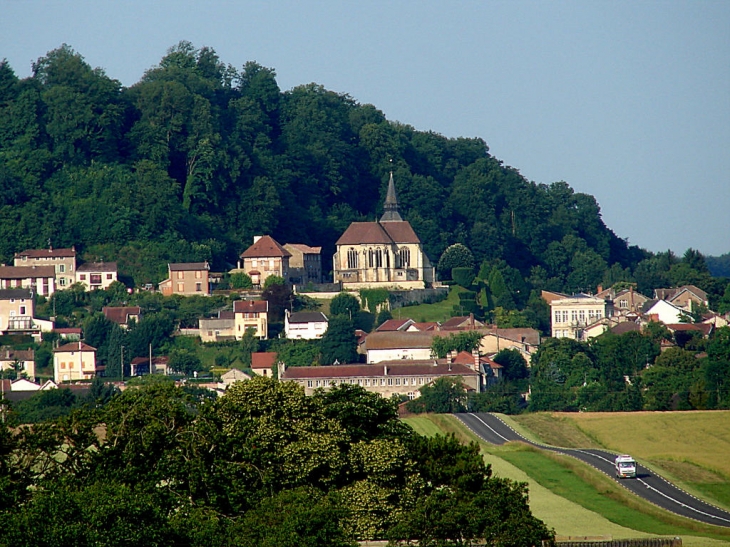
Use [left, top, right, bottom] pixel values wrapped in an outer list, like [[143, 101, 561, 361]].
[[120, 345, 125, 383]]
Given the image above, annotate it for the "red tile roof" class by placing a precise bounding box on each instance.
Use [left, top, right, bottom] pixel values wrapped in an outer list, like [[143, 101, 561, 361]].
[[169, 262, 209, 271], [15, 248, 76, 258], [376, 318, 414, 332], [54, 342, 96, 353], [241, 236, 291, 258], [364, 331, 440, 351], [251, 352, 278, 369], [102, 306, 141, 325], [440, 316, 484, 330], [233, 300, 269, 313], [282, 361, 478, 380], [0, 265, 56, 278]]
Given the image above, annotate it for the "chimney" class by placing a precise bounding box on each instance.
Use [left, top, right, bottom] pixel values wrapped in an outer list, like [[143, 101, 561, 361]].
[[383, 365, 388, 376], [597, 284, 603, 294], [469, 313, 475, 329]]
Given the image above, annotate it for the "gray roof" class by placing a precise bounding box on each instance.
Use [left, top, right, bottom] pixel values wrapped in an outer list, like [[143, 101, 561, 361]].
[[288, 311, 328, 324], [0, 288, 33, 300]]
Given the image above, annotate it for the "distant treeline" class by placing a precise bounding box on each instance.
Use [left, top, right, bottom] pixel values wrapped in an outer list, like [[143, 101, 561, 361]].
[[0, 42, 726, 302]]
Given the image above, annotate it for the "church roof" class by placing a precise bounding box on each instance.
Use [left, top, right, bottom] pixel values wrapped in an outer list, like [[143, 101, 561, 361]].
[[336, 221, 420, 245]]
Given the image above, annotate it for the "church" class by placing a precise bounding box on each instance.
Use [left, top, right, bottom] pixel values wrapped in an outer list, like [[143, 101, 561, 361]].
[[332, 173, 436, 290]]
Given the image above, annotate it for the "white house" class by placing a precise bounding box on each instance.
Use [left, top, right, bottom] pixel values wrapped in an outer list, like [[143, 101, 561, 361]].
[[550, 293, 614, 340], [285, 311, 329, 340], [363, 331, 437, 364], [644, 300, 692, 325]]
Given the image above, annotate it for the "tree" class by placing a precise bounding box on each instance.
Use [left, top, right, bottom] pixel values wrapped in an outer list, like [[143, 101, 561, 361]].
[[329, 293, 360, 319], [320, 316, 357, 365], [262, 282, 292, 323], [168, 348, 203, 376], [238, 327, 259, 367], [406, 377, 468, 413], [493, 349, 529, 381], [437, 243, 475, 278], [263, 275, 285, 289], [230, 272, 253, 289], [430, 331, 482, 358]]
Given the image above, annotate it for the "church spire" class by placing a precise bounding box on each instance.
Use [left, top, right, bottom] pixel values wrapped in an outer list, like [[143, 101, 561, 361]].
[[380, 171, 403, 222]]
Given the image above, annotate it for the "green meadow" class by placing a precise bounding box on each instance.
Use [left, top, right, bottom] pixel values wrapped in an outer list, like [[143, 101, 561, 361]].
[[403, 413, 730, 546]]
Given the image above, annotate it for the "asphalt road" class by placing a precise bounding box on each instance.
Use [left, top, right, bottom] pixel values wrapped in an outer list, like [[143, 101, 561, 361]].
[[456, 412, 730, 528]]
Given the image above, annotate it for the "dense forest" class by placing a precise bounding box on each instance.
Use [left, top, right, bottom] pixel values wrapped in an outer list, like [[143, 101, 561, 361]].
[[0, 41, 661, 290]]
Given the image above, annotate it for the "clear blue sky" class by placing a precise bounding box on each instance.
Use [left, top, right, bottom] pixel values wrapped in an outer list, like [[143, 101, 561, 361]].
[[2, 0, 729, 256]]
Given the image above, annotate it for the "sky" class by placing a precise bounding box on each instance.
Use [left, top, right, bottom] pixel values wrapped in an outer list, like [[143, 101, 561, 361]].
[[2, 0, 729, 257]]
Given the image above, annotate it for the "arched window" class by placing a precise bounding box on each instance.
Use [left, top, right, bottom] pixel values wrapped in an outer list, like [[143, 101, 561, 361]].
[[375, 249, 383, 268], [399, 247, 411, 268], [368, 248, 374, 268], [347, 248, 358, 269]]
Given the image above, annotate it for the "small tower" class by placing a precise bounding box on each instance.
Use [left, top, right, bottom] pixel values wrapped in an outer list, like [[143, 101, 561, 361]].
[[380, 171, 403, 222]]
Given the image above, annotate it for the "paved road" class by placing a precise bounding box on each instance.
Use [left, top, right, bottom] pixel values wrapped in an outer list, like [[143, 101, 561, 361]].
[[456, 412, 730, 528]]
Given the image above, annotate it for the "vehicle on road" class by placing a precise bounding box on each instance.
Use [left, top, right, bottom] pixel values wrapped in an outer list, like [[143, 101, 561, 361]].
[[615, 454, 637, 478]]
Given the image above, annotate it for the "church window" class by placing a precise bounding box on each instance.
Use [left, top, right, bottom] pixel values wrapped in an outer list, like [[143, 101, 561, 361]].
[[399, 247, 410, 268], [375, 249, 383, 268], [347, 248, 358, 269]]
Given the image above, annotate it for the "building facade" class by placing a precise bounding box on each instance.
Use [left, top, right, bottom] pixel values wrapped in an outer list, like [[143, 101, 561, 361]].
[[284, 243, 322, 285], [159, 262, 210, 296], [233, 300, 269, 339], [550, 294, 614, 340], [332, 173, 436, 290], [53, 342, 98, 383], [14, 247, 77, 289], [238, 235, 290, 288], [281, 361, 480, 398], [284, 310, 328, 340], [0, 265, 56, 296], [76, 262, 118, 291]]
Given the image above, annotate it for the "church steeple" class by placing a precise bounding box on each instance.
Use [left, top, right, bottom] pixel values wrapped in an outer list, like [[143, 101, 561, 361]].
[[380, 171, 403, 222]]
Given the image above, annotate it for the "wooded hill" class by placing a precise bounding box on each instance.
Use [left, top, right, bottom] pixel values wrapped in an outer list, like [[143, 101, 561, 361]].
[[0, 42, 723, 301]]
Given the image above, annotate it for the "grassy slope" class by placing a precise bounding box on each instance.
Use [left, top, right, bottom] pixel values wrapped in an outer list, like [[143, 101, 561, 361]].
[[390, 286, 466, 323], [512, 411, 730, 512], [403, 414, 730, 546]]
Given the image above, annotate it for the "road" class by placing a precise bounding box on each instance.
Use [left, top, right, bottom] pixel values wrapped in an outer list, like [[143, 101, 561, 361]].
[[456, 412, 730, 528]]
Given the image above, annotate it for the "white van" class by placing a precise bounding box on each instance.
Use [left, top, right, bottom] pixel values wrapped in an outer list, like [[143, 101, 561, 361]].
[[615, 455, 637, 478]]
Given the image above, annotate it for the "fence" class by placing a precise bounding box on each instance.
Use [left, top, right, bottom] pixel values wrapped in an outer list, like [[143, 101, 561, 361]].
[[548, 538, 682, 547]]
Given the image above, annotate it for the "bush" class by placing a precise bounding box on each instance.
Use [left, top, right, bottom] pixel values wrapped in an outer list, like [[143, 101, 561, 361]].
[[452, 267, 475, 288]]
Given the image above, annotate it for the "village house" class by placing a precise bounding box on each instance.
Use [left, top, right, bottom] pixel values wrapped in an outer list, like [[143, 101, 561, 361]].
[[596, 285, 648, 314], [284, 243, 322, 285], [53, 341, 99, 383], [0, 265, 56, 296], [0, 348, 36, 381], [102, 306, 141, 329], [251, 352, 278, 378], [280, 359, 480, 398], [14, 246, 77, 289], [478, 327, 541, 359], [159, 262, 210, 296], [76, 262, 118, 291], [129, 356, 169, 376], [218, 368, 251, 391], [284, 310, 328, 339], [0, 288, 54, 341], [643, 299, 691, 325], [363, 331, 438, 364], [199, 311, 236, 342], [549, 293, 614, 340], [332, 172, 436, 290], [655, 285, 709, 312], [237, 235, 290, 288], [440, 315, 485, 331], [233, 300, 269, 339]]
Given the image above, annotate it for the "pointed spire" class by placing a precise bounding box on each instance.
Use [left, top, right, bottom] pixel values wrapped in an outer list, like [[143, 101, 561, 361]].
[[380, 171, 403, 222]]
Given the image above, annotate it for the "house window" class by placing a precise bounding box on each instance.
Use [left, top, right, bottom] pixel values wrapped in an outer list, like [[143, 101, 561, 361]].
[[395, 378, 401, 386], [554, 311, 560, 323], [387, 378, 393, 386], [196, 282, 202, 292], [177, 283, 185, 292], [79, 275, 85, 281], [269, 260, 274, 269], [195, 270, 201, 279], [59, 264, 65, 273], [307, 380, 313, 388], [408, 392, 415, 400], [571, 310, 577, 322], [177, 271, 184, 279], [251, 259, 257, 267], [347, 248, 358, 269], [20, 306, 26, 315], [106, 274, 113, 280], [90, 274, 102, 285], [562, 311, 568, 322]]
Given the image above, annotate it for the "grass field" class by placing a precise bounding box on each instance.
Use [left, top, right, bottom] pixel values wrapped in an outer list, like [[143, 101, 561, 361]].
[[390, 286, 466, 323], [403, 414, 730, 546], [512, 411, 730, 511]]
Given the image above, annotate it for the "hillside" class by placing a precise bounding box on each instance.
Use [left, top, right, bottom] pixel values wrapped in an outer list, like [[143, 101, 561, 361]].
[[0, 43, 643, 287]]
